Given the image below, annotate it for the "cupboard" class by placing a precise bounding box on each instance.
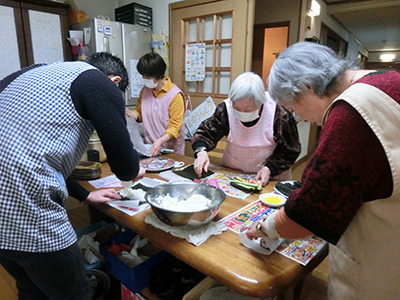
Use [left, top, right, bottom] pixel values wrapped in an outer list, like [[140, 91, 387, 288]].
[[0, 0, 72, 80]]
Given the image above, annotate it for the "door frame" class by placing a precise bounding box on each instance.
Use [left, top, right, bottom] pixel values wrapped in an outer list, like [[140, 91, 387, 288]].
[[169, 0, 255, 109]]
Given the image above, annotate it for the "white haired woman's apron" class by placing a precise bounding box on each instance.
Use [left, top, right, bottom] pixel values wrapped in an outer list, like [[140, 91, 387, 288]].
[[222, 97, 291, 180]]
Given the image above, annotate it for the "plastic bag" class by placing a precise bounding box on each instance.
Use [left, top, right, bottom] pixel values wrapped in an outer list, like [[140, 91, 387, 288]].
[[126, 117, 151, 157]]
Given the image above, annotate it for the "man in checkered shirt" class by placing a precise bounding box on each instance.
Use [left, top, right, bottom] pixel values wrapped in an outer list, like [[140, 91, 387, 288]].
[[0, 52, 145, 299]]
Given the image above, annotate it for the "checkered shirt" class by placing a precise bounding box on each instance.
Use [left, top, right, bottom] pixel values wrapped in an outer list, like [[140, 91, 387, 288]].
[[0, 62, 95, 252]]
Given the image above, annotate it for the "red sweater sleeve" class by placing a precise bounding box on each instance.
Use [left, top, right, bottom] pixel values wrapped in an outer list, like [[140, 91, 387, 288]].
[[284, 100, 392, 244]]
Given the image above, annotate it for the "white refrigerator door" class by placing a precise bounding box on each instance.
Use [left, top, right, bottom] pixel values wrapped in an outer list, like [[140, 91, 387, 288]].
[[122, 23, 152, 107], [93, 18, 123, 58]]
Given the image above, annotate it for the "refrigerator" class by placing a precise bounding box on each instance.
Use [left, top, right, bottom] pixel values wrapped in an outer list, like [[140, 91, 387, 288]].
[[73, 18, 152, 108]]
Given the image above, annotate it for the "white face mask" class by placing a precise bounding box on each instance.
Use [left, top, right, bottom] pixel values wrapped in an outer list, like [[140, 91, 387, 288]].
[[232, 108, 260, 122], [143, 78, 158, 89]]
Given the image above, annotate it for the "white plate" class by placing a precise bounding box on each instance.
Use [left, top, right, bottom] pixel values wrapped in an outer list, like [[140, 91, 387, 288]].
[[258, 192, 287, 207]]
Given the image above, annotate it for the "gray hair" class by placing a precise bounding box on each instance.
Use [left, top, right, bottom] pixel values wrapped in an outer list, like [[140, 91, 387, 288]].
[[229, 72, 267, 106], [268, 42, 360, 104]]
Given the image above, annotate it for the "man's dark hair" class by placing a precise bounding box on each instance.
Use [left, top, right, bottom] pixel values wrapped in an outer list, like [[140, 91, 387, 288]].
[[137, 52, 166, 80], [85, 52, 129, 92]]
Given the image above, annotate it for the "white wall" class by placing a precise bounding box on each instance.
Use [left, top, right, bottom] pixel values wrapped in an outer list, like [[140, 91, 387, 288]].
[[73, 0, 117, 21]]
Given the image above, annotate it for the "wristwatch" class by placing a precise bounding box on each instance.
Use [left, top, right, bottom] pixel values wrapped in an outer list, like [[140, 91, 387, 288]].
[[256, 218, 267, 235], [194, 146, 207, 158]]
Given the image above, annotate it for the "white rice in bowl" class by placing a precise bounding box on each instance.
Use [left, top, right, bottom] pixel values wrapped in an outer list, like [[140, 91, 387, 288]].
[[154, 194, 211, 212]]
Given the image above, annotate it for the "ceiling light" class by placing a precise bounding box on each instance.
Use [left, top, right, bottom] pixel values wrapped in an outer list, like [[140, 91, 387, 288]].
[[308, 0, 321, 17], [380, 54, 395, 62]]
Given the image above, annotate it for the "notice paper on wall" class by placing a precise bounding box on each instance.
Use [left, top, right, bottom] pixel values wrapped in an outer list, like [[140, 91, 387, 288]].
[[130, 59, 144, 98], [185, 43, 205, 81]]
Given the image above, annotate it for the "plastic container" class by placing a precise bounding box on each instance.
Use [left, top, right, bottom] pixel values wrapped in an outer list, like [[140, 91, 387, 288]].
[[99, 230, 171, 293]]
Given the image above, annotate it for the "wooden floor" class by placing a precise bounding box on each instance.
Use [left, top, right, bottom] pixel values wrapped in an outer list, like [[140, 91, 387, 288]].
[[0, 158, 328, 300]]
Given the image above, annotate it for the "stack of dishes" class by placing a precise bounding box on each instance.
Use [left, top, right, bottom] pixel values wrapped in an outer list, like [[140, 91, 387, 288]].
[[72, 161, 102, 180]]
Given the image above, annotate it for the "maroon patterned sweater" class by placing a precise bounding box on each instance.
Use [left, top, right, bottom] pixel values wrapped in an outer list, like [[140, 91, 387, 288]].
[[285, 71, 400, 244]]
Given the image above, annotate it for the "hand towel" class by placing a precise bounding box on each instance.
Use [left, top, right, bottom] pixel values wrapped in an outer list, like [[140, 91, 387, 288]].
[[145, 213, 227, 246]]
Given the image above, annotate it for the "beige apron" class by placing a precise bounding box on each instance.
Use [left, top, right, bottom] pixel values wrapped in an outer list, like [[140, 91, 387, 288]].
[[322, 83, 400, 299]]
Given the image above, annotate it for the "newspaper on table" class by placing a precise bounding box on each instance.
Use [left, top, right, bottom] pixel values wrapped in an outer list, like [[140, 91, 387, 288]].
[[219, 200, 327, 266], [206, 166, 257, 200]]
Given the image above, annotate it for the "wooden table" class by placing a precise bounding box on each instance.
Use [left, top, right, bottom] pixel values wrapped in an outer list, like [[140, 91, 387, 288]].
[[79, 153, 328, 299]]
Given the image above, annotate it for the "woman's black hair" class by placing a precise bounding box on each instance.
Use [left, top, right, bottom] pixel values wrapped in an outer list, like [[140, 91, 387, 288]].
[[85, 52, 129, 92], [137, 52, 166, 80]]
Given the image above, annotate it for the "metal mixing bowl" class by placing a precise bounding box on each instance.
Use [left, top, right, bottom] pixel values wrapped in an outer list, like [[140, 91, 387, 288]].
[[144, 182, 226, 228]]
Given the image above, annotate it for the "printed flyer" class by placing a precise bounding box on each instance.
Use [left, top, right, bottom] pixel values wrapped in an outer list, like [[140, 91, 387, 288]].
[[219, 200, 276, 232], [219, 200, 327, 266], [275, 236, 327, 266]]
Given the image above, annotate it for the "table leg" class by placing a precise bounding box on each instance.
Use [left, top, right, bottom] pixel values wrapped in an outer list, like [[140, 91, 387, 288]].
[[293, 279, 305, 300], [276, 292, 285, 300]]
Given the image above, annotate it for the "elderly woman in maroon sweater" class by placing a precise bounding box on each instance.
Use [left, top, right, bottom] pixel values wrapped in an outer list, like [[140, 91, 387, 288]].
[[245, 42, 400, 299]]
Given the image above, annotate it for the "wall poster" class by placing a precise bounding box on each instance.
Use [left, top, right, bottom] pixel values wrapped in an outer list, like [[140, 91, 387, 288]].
[[185, 43, 205, 81]]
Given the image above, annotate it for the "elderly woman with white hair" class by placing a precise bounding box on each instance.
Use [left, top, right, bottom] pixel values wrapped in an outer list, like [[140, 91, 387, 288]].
[[191, 72, 300, 186], [245, 42, 400, 299]]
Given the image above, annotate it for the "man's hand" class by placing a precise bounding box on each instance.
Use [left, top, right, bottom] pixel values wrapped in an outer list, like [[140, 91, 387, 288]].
[[85, 189, 121, 204]]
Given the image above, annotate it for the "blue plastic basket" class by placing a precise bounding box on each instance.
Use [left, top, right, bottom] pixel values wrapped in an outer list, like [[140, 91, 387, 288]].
[[76, 221, 109, 270], [99, 230, 171, 293]]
